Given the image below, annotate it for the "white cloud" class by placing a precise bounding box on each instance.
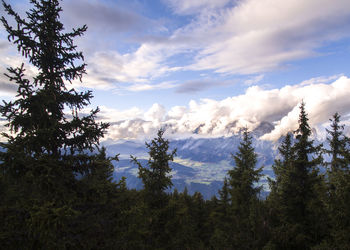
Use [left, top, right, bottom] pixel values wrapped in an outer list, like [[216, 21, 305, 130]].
[[2, 0, 350, 92], [145, 103, 166, 124], [186, 0, 350, 74], [89, 0, 350, 86], [91, 104, 166, 140], [126, 81, 177, 92], [244, 74, 264, 86], [96, 106, 143, 123], [96, 75, 350, 141], [262, 76, 350, 140], [299, 74, 342, 86], [75, 45, 181, 90], [1, 73, 350, 141], [164, 0, 231, 15]]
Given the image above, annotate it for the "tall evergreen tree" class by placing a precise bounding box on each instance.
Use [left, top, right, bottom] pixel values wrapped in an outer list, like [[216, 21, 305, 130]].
[[325, 113, 350, 248], [0, 0, 108, 158], [292, 101, 327, 247], [0, 0, 113, 248], [266, 133, 296, 249], [266, 101, 327, 249], [131, 128, 176, 208], [210, 178, 233, 248], [226, 127, 263, 249], [131, 128, 176, 248], [269, 133, 293, 195], [326, 112, 348, 171]]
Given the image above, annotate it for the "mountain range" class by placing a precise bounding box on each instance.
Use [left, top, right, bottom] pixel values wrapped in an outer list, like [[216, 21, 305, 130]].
[[106, 121, 279, 199]]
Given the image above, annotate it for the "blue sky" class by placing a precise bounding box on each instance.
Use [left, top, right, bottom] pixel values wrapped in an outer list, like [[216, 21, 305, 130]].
[[1, 0, 350, 141]]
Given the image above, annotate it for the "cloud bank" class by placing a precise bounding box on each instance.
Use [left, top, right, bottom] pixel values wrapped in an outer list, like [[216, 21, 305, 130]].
[[94, 75, 350, 141]]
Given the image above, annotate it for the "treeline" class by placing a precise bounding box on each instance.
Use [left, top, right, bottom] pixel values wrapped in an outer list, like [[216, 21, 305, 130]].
[[1, 1, 350, 249]]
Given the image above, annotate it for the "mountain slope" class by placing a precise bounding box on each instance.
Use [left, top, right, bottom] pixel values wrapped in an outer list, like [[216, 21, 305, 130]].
[[107, 126, 277, 199]]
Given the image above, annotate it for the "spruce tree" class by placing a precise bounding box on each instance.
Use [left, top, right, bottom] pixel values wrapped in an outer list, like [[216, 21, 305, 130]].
[[0, 0, 112, 248], [269, 133, 293, 195], [226, 127, 263, 249], [292, 101, 327, 247], [266, 101, 327, 249], [325, 113, 350, 248], [210, 178, 233, 248], [266, 133, 296, 249], [131, 128, 176, 248], [131, 128, 176, 208], [326, 113, 348, 171]]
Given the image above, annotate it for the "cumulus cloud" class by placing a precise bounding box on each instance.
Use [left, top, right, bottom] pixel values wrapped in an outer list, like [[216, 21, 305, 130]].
[[145, 103, 166, 124], [1, 72, 349, 141], [262, 76, 350, 140], [95, 75, 350, 141]]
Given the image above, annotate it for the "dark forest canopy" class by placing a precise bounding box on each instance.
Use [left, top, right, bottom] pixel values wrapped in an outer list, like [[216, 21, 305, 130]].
[[1, 1, 350, 249]]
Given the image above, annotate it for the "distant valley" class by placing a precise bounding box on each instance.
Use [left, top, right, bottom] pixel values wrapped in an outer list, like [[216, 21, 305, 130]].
[[106, 122, 278, 199]]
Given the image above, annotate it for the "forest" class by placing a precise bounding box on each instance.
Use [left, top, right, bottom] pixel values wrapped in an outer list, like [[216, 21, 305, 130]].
[[1, 0, 350, 249]]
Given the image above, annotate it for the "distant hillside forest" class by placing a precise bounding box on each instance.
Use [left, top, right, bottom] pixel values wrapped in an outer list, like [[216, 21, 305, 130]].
[[1, 1, 350, 249]]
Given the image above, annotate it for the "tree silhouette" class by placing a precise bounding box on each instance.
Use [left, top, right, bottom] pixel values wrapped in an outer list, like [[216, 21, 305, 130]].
[[0, 0, 112, 248]]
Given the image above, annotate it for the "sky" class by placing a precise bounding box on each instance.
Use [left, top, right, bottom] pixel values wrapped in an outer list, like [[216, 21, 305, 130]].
[[1, 0, 350, 141]]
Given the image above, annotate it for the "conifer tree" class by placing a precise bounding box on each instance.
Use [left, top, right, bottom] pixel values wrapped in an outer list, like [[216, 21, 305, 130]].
[[226, 127, 263, 249], [131, 128, 176, 208], [266, 133, 296, 248], [210, 178, 233, 248], [0, 0, 112, 248], [229, 128, 262, 206], [325, 113, 350, 248], [131, 128, 176, 248], [266, 101, 327, 249], [292, 101, 327, 246], [269, 133, 293, 195], [326, 113, 348, 171]]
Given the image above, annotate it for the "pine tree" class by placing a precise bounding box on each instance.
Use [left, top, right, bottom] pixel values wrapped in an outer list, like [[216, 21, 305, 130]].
[[292, 102, 327, 247], [266, 101, 327, 249], [0, 0, 108, 158], [266, 133, 296, 249], [210, 178, 233, 248], [226, 127, 263, 249], [131, 128, 177, 248], [325, 113, 350, 248], [269, 133, 293, 195], [326, 113, 348, 171], [0, 0, 112, 248], [131, 128, 176, 208]]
